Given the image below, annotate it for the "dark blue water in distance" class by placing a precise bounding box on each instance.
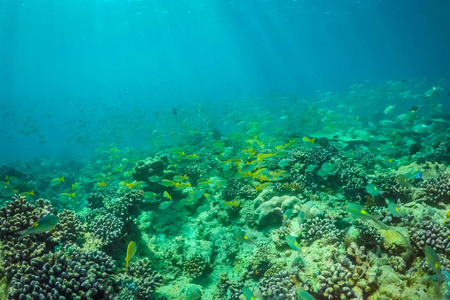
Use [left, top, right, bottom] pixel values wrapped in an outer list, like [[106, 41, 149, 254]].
[[1, 0, 449, 162]]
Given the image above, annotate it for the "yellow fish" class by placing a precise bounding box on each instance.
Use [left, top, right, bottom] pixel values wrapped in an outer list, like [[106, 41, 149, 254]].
[[96, 181, 107, 190], [163, 191, 172, 200], [50, 177, 64, 186], [159, 179, 175, 187], [198, 179, 212, 188], [255, 182, 274, 192], [20, 191, 35, 197], [143, 192, 158, 201], [444, 210, 450, 224], [59, 192, 75, 200], [173, 174, 188, 182], [125, 241, 137, 271], [120, 181, 148, 189], [220, 200, 238, 208]]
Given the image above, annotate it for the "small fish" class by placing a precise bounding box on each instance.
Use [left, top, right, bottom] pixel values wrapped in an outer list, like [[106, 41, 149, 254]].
[[278, 158, 289, 168], [192, 189, 206, 201], [412, 123, 431, 133], [20, 190, 35, 197], [159, 200, 173, 210], [143, 192, 158, 201], [220, 200, 238, 208], [346, 203, 390, 230], [5, 176, 20, 185], [285, 235, 303, 254], [306, 164, 318, 172], [365, 184, 384, 197], [241, 160, 261, 173], [197, 179, 212, 188], [125, 241, 137, 271], [50, 176, 65, 186], [59, 192, 75, 200], [159, 179, 175, 187], [298, 211, 305, 225], [444, 210, 450, 224], [92, 173, 106, 181], [381, 157, 395, 167], [343, 150, 356, 158], [185, 153, 199, 159], [148, 175, 161, 183], [424, 245, 443, 281], [108, 170, 123, 180], [302, 136, 316, 149], [269, 170, 289, 181], [102, 163, 113, 170], [409, 106, 419, 113], [284, 138, 299, 148], [297, 289, 316, 300], [96, 181, 108, 190], [172, 108, 177, 115], [18, 215, 59, 237], [163, 191, 172, 200], [283, 209, 292, 223], [302, 136, 315, 144], [317, 162, 336, 177], [1, 186, 15, 197], [120, 181, 149, 189], [242, 287, 255, 300], [173, 174, 188, 182], [254, 182, 274, 192], [386, 199, 402, 217], [404, 168, 422, 180], [384, 105, 396, 115], [396, 174, 413, 188], [175, 182, 191, 189], [234, 230, 256, 244]]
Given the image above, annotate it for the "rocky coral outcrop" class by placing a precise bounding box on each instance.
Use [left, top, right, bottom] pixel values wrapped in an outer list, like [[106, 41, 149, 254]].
[[8, 244, 115, 299]]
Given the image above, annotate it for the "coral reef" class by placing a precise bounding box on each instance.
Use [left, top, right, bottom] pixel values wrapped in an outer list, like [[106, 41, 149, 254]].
[[316, 253, 356, 299], [113, 258, 163, 300], [409, 218, 450, 253], [300, 217, 342, 246], [216, 274, 243, 299], [8, 244, 115, 300], [183, 254, 210, 278], [2, 80, 450, 299], [258, 270, 297, 300], [86, 192, 105, 209], [420, 172, 450, 204], [49, 209, 85, 245], [90, 212, 124, 247], [132, 154, 169, 182], [222, 178, 256, 200]]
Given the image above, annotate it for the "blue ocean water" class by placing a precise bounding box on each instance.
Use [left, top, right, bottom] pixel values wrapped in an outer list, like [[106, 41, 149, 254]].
[[0, 0, 449, 161]]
